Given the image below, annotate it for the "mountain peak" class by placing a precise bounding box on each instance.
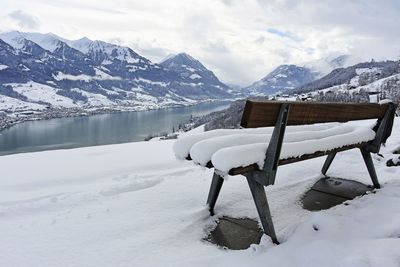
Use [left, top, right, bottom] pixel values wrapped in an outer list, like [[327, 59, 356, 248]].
[[245, 64, 316, 96], [175, 52, 196, 61], [0, 31, 66, 52], [160, 52, 207, 72]]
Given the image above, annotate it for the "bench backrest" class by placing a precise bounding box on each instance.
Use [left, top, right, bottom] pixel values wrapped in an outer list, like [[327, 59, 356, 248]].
[[241, 100, 392, 128]]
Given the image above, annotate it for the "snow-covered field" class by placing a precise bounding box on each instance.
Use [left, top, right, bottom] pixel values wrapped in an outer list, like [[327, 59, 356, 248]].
[[0, 119, 399, 267], [9, 81, 77, 108]]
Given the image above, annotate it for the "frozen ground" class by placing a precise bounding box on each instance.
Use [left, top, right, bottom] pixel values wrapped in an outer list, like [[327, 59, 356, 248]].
[[0, 119, 399, 267]]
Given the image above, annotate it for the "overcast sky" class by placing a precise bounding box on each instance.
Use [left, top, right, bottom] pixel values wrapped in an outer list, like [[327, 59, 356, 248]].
[[1, 0, 400, 86]]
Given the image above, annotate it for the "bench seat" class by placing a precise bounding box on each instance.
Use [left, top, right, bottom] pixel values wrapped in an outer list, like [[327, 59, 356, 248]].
[[173, 122, 341, 161], [211, 123, 375, 175], [174, 122, 375, 173]]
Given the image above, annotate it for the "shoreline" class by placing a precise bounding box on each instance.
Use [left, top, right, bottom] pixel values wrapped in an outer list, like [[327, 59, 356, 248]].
[[0, 99, 234, 132]]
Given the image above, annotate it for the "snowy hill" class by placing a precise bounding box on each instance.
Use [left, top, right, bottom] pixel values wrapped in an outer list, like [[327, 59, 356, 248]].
[[312, 71, 400, 104], [292, 60, 400, 95], [0, 118, 399, 266], [244, 55, 361, 96], [0, 31, 233, 113]]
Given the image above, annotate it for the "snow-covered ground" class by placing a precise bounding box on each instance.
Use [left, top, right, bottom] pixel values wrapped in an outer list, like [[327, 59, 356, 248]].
[[0, 119, 399, 267], [0, 94, 46, 111], [8, 81, 77, 108]]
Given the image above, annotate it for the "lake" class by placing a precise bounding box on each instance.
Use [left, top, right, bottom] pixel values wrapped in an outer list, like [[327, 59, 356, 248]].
[[0, 101, 231, 156]]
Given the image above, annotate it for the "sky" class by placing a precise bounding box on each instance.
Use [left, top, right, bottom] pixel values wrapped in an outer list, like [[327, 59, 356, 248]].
[[0, 0, 400, 86]]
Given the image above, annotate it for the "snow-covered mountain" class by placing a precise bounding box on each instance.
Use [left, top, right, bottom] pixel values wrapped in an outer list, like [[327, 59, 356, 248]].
[[244, 55, 362, 96], [244, 64, 317, 96], [0, 31, 232, 112], [293, 60, 400, 95], [299, 60, 400, 104], [160, 53, 231, 96]]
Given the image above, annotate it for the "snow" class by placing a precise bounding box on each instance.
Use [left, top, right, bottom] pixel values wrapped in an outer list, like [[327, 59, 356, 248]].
[[53, 70, 121, 82], [0, 118, 399, 266], [0, 64, 9, 70], [53, 72, 93, 82], [355, 67, 380, 75], [189, 123, 373, 167], [134, 77, 168, 87], [101, 59, 113, 65], [353, 74, 400, 93], [71, 88, 115, 107], [379, 99, 394, 105], [67, 37, 93, 53], [0, 94, 46, 111], [94, 68, 122, 80], [7, 82, 77, 108], [190, 74, 202, 79], [211, 123, 376, 174], [0, 31, 67, 52], [173, 123, 340, 160]]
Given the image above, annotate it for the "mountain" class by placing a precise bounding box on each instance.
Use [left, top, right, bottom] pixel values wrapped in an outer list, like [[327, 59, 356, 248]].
[[284, 59, 400, 105], [303, 54, 362, 77], [244, 64, 317, 96], [244, 55, 362, 96], [160, 53, 231, 96], [0, 31, 232, 112], [292, 60, 400, 94]]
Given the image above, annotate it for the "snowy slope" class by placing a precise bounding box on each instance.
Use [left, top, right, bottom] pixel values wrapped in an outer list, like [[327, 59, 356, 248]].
[[294, 60, 400, 94], [0, 118, 399, 267], [309, 71, 400, 103], [0, 94, 45, 111], [9, 81, 77, 108], [0, 31, 67, 52]]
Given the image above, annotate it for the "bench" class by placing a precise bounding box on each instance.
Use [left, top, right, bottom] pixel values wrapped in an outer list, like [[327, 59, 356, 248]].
[[174, 100, 396, 244]]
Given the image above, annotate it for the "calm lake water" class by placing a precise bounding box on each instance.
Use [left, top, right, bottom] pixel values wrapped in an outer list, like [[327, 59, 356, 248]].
[[0, 101, 231, 156]]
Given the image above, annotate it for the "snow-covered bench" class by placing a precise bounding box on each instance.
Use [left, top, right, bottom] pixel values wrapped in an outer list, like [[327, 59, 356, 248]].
[[174, 100, 396, 244]]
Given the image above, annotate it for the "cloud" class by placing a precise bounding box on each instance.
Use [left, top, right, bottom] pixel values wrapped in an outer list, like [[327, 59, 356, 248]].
[[8, 10, 39, 29], [266, 28, 302, 42], [0, 0, 399, 86]]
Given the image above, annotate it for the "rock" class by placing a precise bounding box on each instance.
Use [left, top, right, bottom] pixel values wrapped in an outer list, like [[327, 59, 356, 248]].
[[387, 156, 400, 167]]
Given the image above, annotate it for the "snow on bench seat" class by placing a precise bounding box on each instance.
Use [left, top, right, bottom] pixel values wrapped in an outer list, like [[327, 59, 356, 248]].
[[173, 123, 340, 160], [189, 124, 364, 166], [211, 123, 376, 175]]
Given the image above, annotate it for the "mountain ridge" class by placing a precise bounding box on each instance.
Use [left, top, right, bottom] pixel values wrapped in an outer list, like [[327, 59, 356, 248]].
[[0, 31, 233, 113], [244, 54, 362, 96]]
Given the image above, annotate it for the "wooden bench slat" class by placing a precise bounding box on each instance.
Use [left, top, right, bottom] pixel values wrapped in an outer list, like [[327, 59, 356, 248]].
[[241, 100, 389, 128]]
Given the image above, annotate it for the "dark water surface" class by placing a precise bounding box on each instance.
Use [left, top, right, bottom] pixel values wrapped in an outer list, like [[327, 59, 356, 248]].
[[0, 101, 230, 156]]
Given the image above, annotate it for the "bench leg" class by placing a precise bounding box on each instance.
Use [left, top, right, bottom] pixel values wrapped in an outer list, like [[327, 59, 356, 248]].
[[206, 172, 224, 216], [360, 148, 380, 189], [321, 152, 337, 175], [246, 174, 279, 244]]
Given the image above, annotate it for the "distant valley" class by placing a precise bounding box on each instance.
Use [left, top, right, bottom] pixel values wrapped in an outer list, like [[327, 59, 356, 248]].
[[1, 31, 399, 132]]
